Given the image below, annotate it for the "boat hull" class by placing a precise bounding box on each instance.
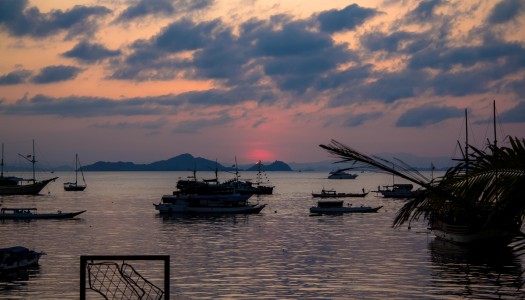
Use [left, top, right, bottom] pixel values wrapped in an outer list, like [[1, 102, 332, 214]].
[[0, 246, 43, 273], [154, 203, 266, 214], [430, 220, 519, 244], [312, 192, 368, 198], [0, 177, 58, 196], [310, 205, 382, 214], [64, 184, 86, 191], [0, 210, 86, 220]]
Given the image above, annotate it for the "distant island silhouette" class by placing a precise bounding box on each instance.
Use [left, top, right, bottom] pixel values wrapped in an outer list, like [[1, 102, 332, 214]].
[[82, 153, 293, 171]]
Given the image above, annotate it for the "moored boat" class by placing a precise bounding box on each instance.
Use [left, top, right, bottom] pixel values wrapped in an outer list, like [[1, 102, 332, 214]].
[[0, 141, 58, 196], [154, 193, 265, 214], [312, 188, 368, 198], [327, 169, 358, 179], [0, 246, 43, 273], [0, 207, 86, 219], [310, 200, 382, 214], [64, 153, 87, 191], [376, 184, 415, 198]]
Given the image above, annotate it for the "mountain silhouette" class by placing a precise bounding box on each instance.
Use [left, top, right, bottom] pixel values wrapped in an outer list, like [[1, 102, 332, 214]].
[[82, 154, 292, 171]]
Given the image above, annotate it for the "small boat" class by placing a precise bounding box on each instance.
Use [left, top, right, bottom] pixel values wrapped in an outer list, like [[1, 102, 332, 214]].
[[376, 184, 415, 198], [312, 188, 368, 198], [310, 200, 382, 214], [0, 207, 86, 219], [327, 169, 358, 179], [0, 141, 58, 196], [154, 193, 265, 214], [64, 153, 87, 191], [0, 246, 43, 273]]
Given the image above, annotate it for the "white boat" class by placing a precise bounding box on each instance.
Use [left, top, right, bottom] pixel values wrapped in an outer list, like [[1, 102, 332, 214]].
[[327, 169, 358, 179], [0, 246, 43, 273], [64, 153, 87, 191], [0, 141, 58, 196], [310, 200, 382, 214], [376, 184, 415, 198], [0, 207, 86, 219]]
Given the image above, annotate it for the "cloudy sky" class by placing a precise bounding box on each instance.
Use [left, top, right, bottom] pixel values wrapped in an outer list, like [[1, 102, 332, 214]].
[[1, 0, 524, 166]]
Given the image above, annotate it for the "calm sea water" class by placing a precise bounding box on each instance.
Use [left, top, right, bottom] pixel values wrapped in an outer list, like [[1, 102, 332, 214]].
[[1, 171, 524, 299]]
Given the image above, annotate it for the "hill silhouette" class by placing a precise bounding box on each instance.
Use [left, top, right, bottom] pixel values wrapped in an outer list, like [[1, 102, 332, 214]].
[[82, 154, 293, 171]]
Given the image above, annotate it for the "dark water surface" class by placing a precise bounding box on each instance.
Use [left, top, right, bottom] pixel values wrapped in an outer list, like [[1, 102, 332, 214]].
[[1, 171, 524, 299]]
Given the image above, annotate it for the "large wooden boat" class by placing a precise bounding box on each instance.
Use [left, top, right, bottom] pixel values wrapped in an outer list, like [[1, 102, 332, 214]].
[[154, 194, 265, 214], [0, 141, 58, 196], [0, 207, 86, 219]]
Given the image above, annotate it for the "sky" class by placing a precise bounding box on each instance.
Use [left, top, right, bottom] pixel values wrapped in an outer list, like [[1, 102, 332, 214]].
[[0, 0, 524, 167]]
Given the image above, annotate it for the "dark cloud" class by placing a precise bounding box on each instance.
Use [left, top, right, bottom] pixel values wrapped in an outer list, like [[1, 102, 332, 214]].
[[0, 94, 170, 117], [116, 0, 213, 22], [172, 113, 234, 133], [360, 31, 430, 54], [0, 0, 110, 39], [405, 0, 445, 23], [316, 4, 379, 33], [499, 101, 525, 123], [62, 41, 121, 63], [396, 105, 464, 127], [343, 112, 382, 127], [409, 41, 525, 71], [487, 0, 525, 25], [154, 19, 221, 52], [0, 69, 32, 85], [32, 66, 84, 84], [91, 118, 168, 130]]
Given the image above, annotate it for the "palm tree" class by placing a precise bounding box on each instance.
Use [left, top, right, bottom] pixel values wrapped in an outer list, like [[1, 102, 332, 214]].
[[319, 136, 525, 244]]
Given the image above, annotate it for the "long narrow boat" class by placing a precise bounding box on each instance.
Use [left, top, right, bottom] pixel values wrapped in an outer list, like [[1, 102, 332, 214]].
[[0, 208, 86, 219], [312, 189, 368, 198], [310, 200, 382, 214]]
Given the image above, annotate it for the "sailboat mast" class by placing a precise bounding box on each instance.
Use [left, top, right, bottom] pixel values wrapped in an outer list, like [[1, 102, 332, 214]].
[[75, 153, 79, 184], [1, 143, 4, 178], [493, 100, 497, 148], [32, 139, 36, 183], [464, 109, 469, 179]]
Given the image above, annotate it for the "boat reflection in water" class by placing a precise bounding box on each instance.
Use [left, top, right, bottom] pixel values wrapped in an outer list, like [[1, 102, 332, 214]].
[[429, 239, 524, 298]]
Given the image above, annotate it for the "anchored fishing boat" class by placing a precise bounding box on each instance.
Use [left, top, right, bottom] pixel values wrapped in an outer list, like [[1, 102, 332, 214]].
[[0, 207, 86, 219], [0, 141, 58, 196], [310, 200, 382, 214]]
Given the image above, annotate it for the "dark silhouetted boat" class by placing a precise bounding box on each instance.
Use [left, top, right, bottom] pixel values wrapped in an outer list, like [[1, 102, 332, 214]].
[[0, 141, 58, 196], [0, 207, 86, 219], [310, 200, 382, 214], [0, 246, 43, 273], [64, 153, 87, 191], [312, 188, 368, 198], [327, 168, 358, 179]]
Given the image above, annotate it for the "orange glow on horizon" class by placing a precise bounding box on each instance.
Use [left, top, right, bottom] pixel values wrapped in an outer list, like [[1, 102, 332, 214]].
[[246, 149, 274, 163]]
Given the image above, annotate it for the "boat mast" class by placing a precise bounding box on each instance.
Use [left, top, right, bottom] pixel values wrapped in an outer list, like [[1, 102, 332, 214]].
[[493, 100, 497, 148], [1, 143, 4, 178], [75, 153, 79, 185], [465, 109, 469, 180]]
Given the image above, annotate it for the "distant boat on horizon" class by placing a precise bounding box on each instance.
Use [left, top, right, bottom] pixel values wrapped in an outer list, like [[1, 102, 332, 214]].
[[327, 168, 358, 179]]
